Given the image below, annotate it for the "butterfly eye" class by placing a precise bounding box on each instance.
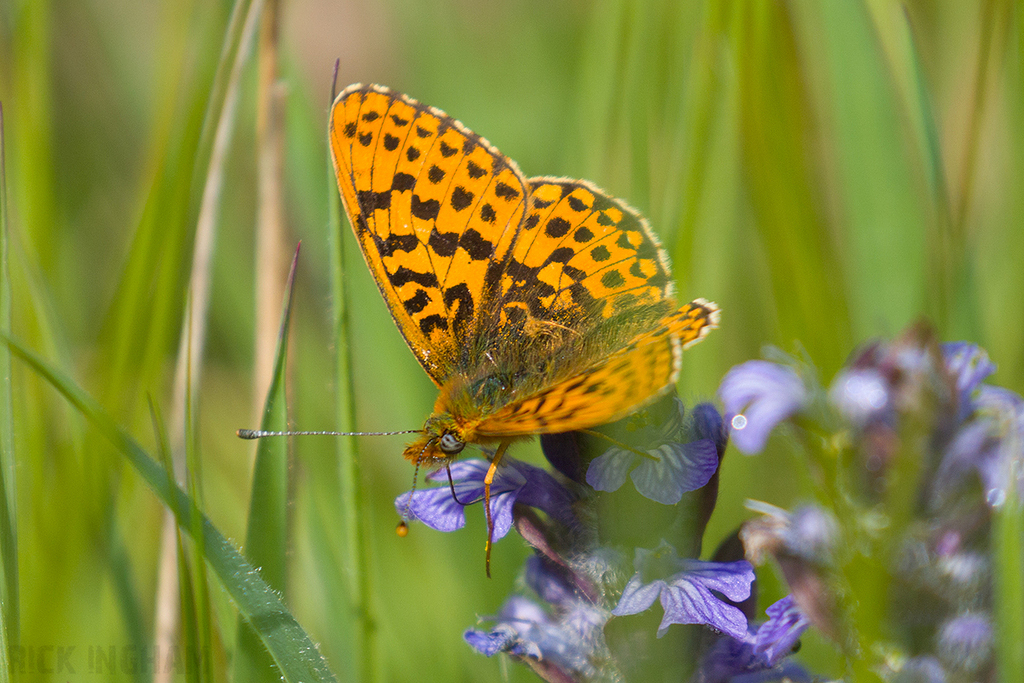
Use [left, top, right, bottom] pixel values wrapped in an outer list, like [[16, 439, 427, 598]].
[[438, 433, 465, 455]]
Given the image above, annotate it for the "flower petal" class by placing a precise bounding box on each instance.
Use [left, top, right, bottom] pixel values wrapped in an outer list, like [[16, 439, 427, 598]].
[[464, 625, 517, 657], [657, 575, 750, 639], [719, 361, 807, 454], [586, 447, 638, 493], [611, 575, 664, 616], [754, 596, 809, 665], [395, 486, 468, 532], [630, 439, 719, 504]]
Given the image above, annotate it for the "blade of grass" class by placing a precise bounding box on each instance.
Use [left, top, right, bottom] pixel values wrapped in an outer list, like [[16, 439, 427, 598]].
[[731, 2, 853, 377], [234, 244, 299, 683], [327, 81, 379, 683], [0, 103, 15, 681], [806, 1, 929, 339], [1, 333, 337, 683]]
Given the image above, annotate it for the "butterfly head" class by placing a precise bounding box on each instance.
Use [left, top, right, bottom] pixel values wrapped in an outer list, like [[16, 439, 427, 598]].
[[403, 413, 469, 465]]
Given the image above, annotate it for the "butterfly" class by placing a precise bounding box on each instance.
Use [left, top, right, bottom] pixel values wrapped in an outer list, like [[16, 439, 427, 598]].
[[328, 84, 718, 570]]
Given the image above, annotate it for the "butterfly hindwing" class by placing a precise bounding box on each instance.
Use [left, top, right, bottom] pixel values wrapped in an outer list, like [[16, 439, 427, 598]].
[[474, 300, 719, 436], [329, 84, 529, 385]]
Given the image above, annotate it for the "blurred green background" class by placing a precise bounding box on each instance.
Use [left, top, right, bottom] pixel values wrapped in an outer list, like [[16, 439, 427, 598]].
[[0, 0, 1022, 681]]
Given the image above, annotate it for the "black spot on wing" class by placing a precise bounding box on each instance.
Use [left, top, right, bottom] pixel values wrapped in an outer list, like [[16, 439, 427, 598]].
[[429, 228, 459, 257], [375, 232, 419, 257], [343, 122, 357, 138], [391, 114, 409, 126], [419, 314, 448, 335], [546, 217, 571, 238], [451, 186, 474, 212], [443, 283, 474, 334], [480, 204, 496, 223], [358, 189, 391, 212], [439, 141, 458, 157], [383, 134, 400, 151], [591, 245, 611, 262], [459, 229, 493, 260], [402, 289, 431, 314], [601, 270, 626, 289], [591, 194, 615, 212], [359, 132, 373, 146], [362, 111, 380, 122], [547, 247, 574, 264], [495, 182, 520, 201], [411, 195, 441, 220], [466, 160, 487, 179], [390, 266, 439, 288], [406, 146, 421, 161], [574, 226, 594, 242], [416, 126, 431, 138], [392, 173, 415, 192], [428, 165, 445, 184], [567, 196, 588, 212]]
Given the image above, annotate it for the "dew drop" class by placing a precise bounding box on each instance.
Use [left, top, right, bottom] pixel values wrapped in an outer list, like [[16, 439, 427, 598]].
[[731, 414, 748, 430], [986, 488, 1006, 508]]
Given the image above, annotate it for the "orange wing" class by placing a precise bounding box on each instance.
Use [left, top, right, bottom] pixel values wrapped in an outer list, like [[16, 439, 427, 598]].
[[329, 84, 529, 385], [472, 300, 719, 437], [490, 178, 675, 337]]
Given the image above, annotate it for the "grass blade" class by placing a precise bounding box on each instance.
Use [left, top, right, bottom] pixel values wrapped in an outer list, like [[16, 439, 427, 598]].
[[234, 245, 300, 683], [327, 82, 379, 683], [1, 333, 337, 683], [0, 103, 16, 681]]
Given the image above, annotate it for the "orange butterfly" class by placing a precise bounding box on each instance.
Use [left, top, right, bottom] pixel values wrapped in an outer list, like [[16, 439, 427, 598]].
[[328, 84, 718, 570]]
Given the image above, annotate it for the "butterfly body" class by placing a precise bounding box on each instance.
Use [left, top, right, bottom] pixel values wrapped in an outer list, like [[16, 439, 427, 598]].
[[329, 84, 718, 470]]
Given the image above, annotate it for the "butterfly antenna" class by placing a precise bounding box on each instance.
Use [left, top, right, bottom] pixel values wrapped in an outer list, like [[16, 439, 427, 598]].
[[237, 428, 421, 439], [396, 441, 431, 537]]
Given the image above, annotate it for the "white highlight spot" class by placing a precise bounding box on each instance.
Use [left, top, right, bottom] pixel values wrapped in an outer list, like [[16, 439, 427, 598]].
[[731, 414, 748, 431], [986, 488, 1006, 508]]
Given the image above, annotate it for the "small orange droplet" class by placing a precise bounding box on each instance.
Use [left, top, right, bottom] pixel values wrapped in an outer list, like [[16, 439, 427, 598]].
[[396, 520, 409, 537]]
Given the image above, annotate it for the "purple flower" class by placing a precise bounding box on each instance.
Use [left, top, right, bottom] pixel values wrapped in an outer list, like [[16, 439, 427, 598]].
[[464, 596, 608, 677], [829, 368, 889, 426], [934, 385, 1024, 508], [719, 361, 808, 454], [612, 541, 754, 639], [394, 457, 577, 540], [586, 399, 724, 504], [937, 612, 992, 674], [942, 343, 996, 411], [586, 439, 718, 505], [753, 596, 809, 665], [893, 657, 947, 683]]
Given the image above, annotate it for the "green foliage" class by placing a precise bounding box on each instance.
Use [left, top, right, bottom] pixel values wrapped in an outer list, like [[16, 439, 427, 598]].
[[0, 0, 1020, 681]]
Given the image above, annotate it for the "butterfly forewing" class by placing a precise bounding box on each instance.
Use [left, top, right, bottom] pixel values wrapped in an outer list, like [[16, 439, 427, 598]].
[[329, 84, 529, 385]]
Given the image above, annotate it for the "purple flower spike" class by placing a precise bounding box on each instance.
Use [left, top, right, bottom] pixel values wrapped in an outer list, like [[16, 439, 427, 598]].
[[612, 541, 754, 639], [894, 657, 947, 683], [465, 595, 607, 678], [829, 368, 889, 426], [937, 612, 992, 674], [719, 361, 808, 454], [942, 343, 996, 406], [395, 457, 577, 540], [586, 439, 719, 505], [754, 596, 809, 665]]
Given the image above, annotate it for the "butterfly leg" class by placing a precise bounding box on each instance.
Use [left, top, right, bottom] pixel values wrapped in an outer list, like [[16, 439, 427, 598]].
[[483, 440, 512, 578]]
